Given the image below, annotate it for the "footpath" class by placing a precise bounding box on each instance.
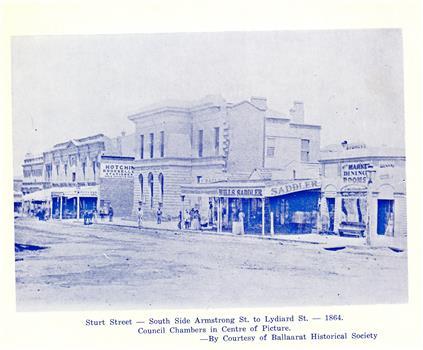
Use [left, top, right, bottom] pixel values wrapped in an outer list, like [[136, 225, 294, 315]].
[[70, 217, 407, 254]]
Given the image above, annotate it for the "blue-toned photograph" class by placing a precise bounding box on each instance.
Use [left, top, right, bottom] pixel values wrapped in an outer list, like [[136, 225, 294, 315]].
[[12, 30, 407, 311]]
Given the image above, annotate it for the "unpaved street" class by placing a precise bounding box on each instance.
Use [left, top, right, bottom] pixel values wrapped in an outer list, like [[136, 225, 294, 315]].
[[14, 218, 408, 311]]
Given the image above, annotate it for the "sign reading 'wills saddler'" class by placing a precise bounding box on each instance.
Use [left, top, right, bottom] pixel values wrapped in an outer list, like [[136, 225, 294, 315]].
[[100, 163, 134, 179]]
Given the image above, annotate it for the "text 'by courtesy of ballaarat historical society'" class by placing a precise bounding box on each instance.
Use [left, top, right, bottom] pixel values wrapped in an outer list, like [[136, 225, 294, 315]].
[[83, 313, 379, 344]]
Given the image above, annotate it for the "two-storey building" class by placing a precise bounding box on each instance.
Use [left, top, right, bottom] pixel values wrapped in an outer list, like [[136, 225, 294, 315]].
[[128, 95, 322, 234], [22, 133, 135, 219]]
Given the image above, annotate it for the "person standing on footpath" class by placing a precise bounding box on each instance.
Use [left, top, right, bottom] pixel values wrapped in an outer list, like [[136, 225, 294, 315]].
[[108, 205, 114, 222], [156, 206, 162, 224], [238, 209, 245, 235], [137, 206, 143, 229]]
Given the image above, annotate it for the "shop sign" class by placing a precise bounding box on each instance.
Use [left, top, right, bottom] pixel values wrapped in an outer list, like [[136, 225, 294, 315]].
[[341, 162, 373, 184], [100, 163, 134, 179], [218, 188, 263, 197], [265, 180, 320, 197]]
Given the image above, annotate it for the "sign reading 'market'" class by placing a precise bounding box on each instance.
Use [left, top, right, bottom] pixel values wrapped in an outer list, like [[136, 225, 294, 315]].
[[100, 163, 134, 179]]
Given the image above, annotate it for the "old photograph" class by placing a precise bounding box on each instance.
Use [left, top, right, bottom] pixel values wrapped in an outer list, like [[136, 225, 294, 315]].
[[12, 30, 407, 311]]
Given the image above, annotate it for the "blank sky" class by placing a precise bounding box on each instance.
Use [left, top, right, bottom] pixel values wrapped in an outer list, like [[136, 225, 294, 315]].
[[11, 29, 404, 175]]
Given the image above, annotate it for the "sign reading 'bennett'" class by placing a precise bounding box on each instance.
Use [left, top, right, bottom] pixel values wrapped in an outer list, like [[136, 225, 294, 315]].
[[100, 163, 135, 179], [342, 162, 373, 184]]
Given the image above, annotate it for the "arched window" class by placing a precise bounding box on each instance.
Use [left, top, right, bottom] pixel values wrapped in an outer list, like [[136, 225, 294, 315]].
[[148, 172, 154, 208], [138, 174, 144, 204], [158, 173, 164, 204]]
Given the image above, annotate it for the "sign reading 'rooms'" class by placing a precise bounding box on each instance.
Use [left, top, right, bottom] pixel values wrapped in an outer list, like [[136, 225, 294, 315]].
[[341, 162, 373, 184], [100, 163, 134, 179]]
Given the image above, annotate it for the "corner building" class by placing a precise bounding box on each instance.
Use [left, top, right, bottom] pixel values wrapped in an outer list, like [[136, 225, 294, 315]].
[[129, 95, 321, 233]]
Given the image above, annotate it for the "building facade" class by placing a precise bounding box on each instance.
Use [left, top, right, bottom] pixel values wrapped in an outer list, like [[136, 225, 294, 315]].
[[21, 133, 135, 219], [128, 95, 322, 233], [319, 142, 406, 239]]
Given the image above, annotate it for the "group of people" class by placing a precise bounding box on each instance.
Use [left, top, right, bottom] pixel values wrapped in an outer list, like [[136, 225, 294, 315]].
[[178, 208, 203, 230], [81, 206, 114, 225]]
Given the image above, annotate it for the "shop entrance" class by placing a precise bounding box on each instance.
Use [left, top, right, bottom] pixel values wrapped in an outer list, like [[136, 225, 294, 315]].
[[326, 197, 335, 232], [377, 199, 394, 236]]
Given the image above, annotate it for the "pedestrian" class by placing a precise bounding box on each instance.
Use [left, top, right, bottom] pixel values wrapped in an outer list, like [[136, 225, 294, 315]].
[[108, 206, 114, 222], [184, 209, 190, 229], [92, 208, 97, 224], [156, 206, 162, 224], [137, 206, 143, 229], [238, 209, 245, 235], [177, 210, 182, 230]]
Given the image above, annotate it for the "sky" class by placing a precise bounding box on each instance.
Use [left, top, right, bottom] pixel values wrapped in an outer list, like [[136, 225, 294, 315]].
[[11, 29, 404, 176]]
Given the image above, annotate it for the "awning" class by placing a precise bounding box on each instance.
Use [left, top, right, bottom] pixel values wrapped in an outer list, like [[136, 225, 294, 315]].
[[50, 185, 99, 198], [22, 188, 52, 202], [181, 179, 321, 198]]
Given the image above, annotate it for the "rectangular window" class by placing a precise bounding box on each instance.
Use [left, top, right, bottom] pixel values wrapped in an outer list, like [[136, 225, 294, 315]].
[[301, 139, 310, 162], [160, 131, 164, 157], [149, 133, 154, 158], [64, 164, 68, 176], [82, 162, 86, 179], [214, 127, 220, 155], [266, 146, 275, 158], [198, 129, 204, 157], [140, 134, 144, 159], [92, 161, 96, 180], [72, 172, 76, 182]]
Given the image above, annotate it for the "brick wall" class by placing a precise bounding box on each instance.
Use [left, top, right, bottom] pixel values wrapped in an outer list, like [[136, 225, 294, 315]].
[[100, 177, 134, 217]]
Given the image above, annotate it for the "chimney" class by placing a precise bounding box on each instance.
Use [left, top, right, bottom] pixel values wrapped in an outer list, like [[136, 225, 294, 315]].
[[250, 96, 267, 110], [289, 101, 305, 124]]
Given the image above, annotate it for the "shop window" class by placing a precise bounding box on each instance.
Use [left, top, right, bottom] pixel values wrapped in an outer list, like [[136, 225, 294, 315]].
[[149, 133, 154, 158], [377, 200, 394, 235], [148, 172, 154, 208], [158, 173, 164, 204], [301, 139, 310, 162], [159, 131, 165, 157], [198, 130, 203, 157], [140, 134, 144, 159], [214, 127, 220, 155], [266, 146, 275, 158], [139, 174, 144, 203]]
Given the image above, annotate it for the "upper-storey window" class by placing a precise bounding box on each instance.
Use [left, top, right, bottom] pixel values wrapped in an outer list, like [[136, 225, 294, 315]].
[[301, 139, 310, 162], [159, 131, 164, 158], [214, 127, 220, 156], [198, 130, 204, 158], [140, 134, 144, 159], [149, 133, 154, 159]]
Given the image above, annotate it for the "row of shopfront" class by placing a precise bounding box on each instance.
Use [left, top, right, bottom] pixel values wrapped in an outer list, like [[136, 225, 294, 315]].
[[18, 155, 406, 239]]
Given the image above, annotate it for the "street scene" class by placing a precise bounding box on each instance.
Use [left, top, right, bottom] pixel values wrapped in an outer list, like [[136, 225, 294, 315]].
[[12, 30, 407, 311], [15, 216, 407, 311]]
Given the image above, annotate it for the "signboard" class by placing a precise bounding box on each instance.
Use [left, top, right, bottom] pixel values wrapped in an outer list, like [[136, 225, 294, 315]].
[[100, 163, 134, 179], [341, 162, 373, 184], [265, 180, 320, 197], [218, 188, 263, 198]]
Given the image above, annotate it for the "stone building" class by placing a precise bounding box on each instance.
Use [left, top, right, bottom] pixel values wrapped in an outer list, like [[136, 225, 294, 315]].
[[128, 95, 322, 233]]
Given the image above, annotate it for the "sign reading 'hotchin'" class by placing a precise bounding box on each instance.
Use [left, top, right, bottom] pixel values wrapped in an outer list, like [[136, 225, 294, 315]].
[[100, 163, 134, 179]]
